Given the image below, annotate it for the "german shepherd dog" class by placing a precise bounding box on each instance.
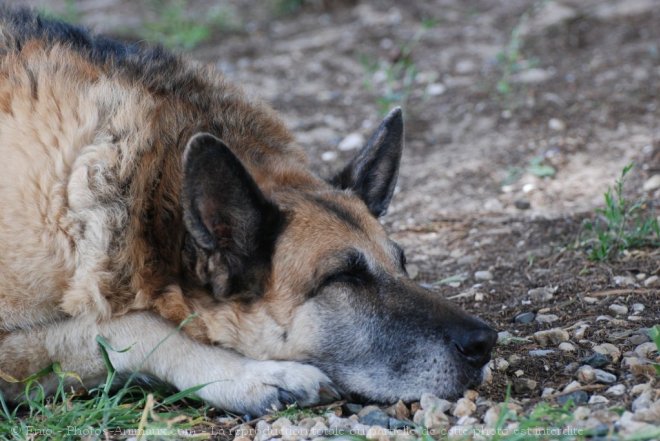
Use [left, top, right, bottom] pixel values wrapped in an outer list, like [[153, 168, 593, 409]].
[[0, 7, 496, 415]]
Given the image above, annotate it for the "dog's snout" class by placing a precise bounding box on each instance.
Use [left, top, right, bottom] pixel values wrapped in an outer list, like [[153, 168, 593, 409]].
[[454, 326, 497, 367]]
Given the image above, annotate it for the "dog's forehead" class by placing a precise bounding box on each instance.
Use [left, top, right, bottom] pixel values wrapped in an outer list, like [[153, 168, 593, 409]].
[[272, 190, 397, 268]]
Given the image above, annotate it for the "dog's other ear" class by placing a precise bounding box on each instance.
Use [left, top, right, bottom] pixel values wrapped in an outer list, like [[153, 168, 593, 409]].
[[181, 133, 281, 297], [331, 107, 404, 217]]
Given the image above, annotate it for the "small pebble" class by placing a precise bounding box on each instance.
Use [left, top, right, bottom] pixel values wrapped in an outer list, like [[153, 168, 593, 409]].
[[574, 325, 590, 339], [513, 378, 537, 394], [643, 275, 658, 287], [576, 365, 596, 383], [528, 286, 555, 302], [529, 349, 555, 357], [558, 342, 576, 352], [588, 395, 609, 405], [613, 275, 635, 286], [321, 151, 337, 162], [557, 390, 589, 406], [420, 393, 451, 413], [359, 409, 390, 428], [634, 342, 658, 358], [605, 384, 626, 396], [474, 270, 493, 281], [533, 328, 569, 346], [483, 406, 500, 427], [581, 352, 610, 368], [563, 381, 582, 392], [583, 296, 598, 304], [632, 303, 645, 313], [494, 358, 510, 371], [452, 398, 476, 417], [594, 369, 617, 384], [548, 118, 566, 131], [593, 343, 621, 363], [514, 311, 535, 324], [535, 313, 559, 324], [338, 133, 364, 151], [541, 387, 555, 397], [608, 304, 628, 315]]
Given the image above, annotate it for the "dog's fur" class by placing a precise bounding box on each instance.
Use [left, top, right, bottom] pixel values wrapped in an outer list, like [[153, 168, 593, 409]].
[[0, 7, 497, 415]]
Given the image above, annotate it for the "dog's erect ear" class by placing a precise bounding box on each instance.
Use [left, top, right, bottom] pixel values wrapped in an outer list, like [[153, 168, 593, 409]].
[[331, 107, 404, 217], [182, 133, 281, 297]]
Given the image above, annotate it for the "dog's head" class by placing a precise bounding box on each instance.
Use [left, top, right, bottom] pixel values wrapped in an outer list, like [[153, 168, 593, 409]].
[[178, 108, 496, 402]]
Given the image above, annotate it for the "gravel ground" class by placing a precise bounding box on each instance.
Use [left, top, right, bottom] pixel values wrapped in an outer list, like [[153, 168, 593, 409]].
[[11, 0, 660, 439]]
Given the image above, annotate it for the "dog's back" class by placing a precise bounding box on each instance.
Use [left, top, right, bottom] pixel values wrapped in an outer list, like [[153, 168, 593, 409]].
[[0, 7, 312, 327]]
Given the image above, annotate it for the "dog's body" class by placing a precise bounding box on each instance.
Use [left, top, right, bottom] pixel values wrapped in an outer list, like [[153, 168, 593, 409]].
[[0, 7, 496, 415]]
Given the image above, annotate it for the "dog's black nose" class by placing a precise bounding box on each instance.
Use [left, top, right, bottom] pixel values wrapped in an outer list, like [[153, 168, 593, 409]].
[[454, 327, 497, 367]]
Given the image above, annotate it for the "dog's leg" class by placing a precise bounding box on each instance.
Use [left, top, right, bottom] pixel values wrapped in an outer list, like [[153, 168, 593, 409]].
[[0, 312, 338, 415]]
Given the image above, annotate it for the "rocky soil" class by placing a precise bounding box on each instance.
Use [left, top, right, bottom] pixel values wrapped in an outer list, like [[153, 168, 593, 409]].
[[14, 0, 660, 439]]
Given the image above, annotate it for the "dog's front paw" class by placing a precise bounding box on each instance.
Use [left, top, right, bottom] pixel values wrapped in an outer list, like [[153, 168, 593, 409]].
[[198, 359, 340, 416]]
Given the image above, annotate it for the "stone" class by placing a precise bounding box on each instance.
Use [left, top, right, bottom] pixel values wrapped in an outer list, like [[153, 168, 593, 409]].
[[528, 286, 555, 302], [632, 303, 645, 313], [529, 349, 555, 357], [557, 390, 589, 406], [452, 398, 476, 418], [576, 365, 596, 383], [573, 406, 591, 420], [535, 313, 559, 324], [581, 352, 610, 368], [508, 354, 522, 366], [414, 407, 448, 431], [389, 418, 414, 430], [558, 342, 576, 352], [514, 311, 535, 324], [632, 390, 654, 412], [464, 390, 479, 401], [574, 325, 590, 339], [542, 387, 555, 397], [593, 343, 621, 363], [634, 342, 658, 359], [511, 68, 554, 84], [474, 270, 493, 281], [588, 395, 609, 405], [563, 381, 582, 392], [338, 133, 365, 151], [513, 378, 537, 394], [634, 400, 660, 423], [420, 393, 451, 413], [563, 362, 580, 374], [533, 328, 569, 346], [426, 83, 446, 96], [628, 333, 649, 345], [642, 175, 660, 191], [359, 409, 390, 428], [583, 296, 598, 304], [548, 118, 566, 131], [321, 151, 337, 162], [483, 406, 500, 427], [594, 369, 617, 384], [608, 304, 628, 315], [386, 400, 410, 420], [643, 275, 659, 287], [514, 199, 531, 210], [613, 275, 635, 286], [605, 384, 626, 397], [494, 358, 510, 371]]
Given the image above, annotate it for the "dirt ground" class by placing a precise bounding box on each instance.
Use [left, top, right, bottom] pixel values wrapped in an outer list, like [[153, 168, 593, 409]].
[[14, 0, 660, 438]]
